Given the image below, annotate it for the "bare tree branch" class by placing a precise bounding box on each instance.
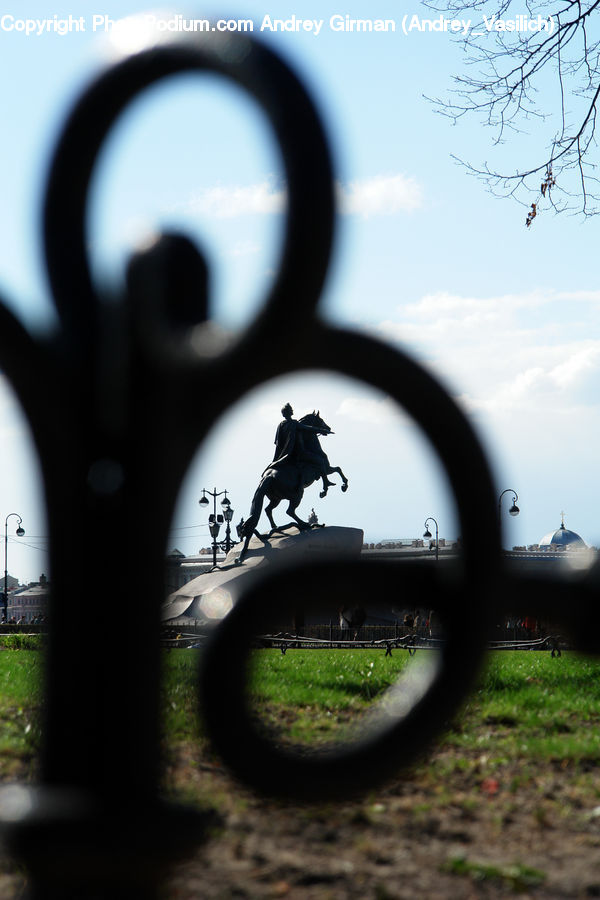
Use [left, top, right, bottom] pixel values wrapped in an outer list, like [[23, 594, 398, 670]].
[[425, 0, 600, 218]]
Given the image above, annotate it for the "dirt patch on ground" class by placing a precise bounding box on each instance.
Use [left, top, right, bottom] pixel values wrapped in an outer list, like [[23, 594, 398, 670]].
[[163, 743, 600, 898], [1, 742, 600, 897]]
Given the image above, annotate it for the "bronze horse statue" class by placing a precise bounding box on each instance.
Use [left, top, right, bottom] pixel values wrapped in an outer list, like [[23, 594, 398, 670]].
[[237, 411, 348, 562]]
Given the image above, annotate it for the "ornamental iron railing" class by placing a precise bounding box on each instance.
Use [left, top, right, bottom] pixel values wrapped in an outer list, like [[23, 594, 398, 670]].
[[0, 15, 598, 898]]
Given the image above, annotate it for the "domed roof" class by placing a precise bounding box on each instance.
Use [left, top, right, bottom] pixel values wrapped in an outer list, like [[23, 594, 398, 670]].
[[539, 515, 587, 550]]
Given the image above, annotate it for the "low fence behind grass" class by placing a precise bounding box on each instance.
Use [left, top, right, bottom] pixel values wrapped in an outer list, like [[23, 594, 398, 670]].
[[0, 624, 46, 634], [161, 622, 429, 642], [293, 624, 426, 642], [161, 621, 571, 653]]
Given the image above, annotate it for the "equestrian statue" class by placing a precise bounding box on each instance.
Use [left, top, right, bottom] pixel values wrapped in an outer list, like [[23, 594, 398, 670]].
[[237, 404, 349, 563]]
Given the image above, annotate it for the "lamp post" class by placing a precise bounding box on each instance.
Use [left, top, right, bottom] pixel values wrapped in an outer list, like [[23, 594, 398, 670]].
[[498, 489, 520, 522], [199, 488, 234, 567], [4, 513, 25, 621], [423, 517, 439, 562], [222, 501, 234, 555]]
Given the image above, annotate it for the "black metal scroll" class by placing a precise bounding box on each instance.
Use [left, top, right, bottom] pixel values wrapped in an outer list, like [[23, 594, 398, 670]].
[[0, 16, 597, 899]]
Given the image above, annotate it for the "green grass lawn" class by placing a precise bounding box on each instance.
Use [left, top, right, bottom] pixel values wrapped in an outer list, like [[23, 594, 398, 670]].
[[0, 648, 43, 777], [160, 647, 600, 769], [1, 647, 599, 899], [0, 647, 599, 781], [246, 646, 414, 744], [242, 648, 600, 761], [448, 651, 600, 771]]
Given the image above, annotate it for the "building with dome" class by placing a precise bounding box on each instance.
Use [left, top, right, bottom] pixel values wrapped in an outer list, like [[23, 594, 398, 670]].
[[538, 513, 588, 552], [504, 512, 595, 574]]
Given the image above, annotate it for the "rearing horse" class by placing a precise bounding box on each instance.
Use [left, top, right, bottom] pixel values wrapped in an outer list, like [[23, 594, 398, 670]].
[[237, 412, 348, 562]]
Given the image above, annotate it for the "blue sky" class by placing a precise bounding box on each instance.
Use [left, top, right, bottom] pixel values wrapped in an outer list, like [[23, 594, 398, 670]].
[[1, 2, 600, 580]]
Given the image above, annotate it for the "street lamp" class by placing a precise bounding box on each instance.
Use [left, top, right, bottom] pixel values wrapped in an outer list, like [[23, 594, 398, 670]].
[[423, 517, 439, 562], [498, 489, 520, 520], [199, 488, 234, 567], [498, 489, 519, 550], [222, 501, 234, 555], [4, 513, 25, 621]]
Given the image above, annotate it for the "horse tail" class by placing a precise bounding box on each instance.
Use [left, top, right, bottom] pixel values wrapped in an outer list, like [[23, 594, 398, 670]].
[[241, 477, 269, 537]]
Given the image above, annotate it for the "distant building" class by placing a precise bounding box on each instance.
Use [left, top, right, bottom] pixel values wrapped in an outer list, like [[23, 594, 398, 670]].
[[538, 513, 587, 551], [3, 574, 19, 592], [164, 515, 597, 601], [6, 575, 49, 623], [506, 513, 595, 573], [165, 549, 224, 593]]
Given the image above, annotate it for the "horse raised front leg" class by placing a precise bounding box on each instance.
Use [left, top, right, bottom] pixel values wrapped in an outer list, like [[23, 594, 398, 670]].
[[319, 475, 336, 499], [323, 465, 349, 494]]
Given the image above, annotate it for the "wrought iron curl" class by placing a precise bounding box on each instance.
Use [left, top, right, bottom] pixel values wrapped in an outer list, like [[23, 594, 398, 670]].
[[0, 14, 595, 896]]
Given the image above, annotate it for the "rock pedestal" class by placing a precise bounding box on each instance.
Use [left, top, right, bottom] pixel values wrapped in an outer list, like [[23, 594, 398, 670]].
[[161, 525, 364, 626]]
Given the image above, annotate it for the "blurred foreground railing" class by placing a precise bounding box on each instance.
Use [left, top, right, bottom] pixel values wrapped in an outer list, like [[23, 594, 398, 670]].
[[0, 13, 596, 899]]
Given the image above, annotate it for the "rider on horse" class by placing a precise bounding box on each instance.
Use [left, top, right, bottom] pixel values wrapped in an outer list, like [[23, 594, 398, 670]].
[[269, 403, 335, 494], [235, 406, 349, 562]]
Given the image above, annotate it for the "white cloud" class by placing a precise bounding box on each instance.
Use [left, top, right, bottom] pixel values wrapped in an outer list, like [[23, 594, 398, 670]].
[[185, 180, 285, 218], [336, 174, 423, 216], [482, 343, 600, 412], [549, 344, 600, 389], [378, 289, 600, 416], [179, 173, 422, 219], [386, 289, 549, 340], [554, 290, 600, 302], [336, 395, 401, 426]]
